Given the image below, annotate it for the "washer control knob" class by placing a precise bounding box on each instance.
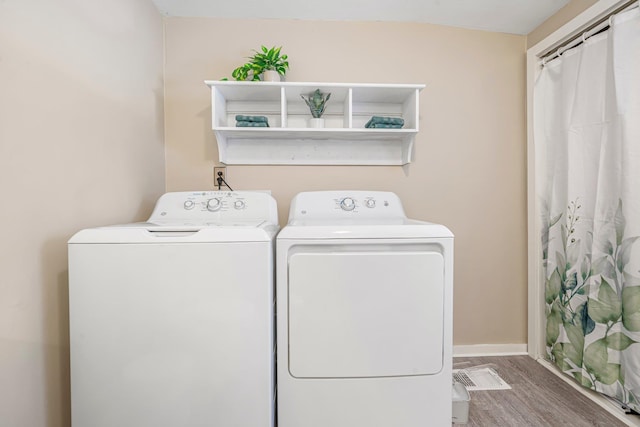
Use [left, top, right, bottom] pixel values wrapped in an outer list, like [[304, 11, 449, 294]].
[[183, 200, 195, 210], [234, 200, 246, 210], [340, 197, 356, 211], [206, 198, 222, 212], [365, 199, 376, 208]]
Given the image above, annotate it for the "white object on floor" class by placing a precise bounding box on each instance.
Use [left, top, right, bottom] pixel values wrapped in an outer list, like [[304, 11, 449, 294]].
[[276, 191, 454, 427], [68, 191, 279, 427], [452, 381, 471, 424], [453, 368, 512, 391]]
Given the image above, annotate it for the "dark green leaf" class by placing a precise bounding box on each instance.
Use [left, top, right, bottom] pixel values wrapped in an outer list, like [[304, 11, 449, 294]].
[[606, 332, 636, 351], [622, 286, 640, 331], [577, 303, 596, 335]]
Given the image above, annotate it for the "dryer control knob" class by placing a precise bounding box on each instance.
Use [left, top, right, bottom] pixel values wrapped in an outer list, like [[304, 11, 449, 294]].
[[206, 198, 222, 212], [234, 200, 246, 210], [183, 200, 195, 210], [340, 197, 356, 211], [365, 199, 376, 208]]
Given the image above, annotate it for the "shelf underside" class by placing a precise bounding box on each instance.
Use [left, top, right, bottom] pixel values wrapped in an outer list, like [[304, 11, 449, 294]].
[[214, 129, 415, 165], [215, 127, 415, 140]]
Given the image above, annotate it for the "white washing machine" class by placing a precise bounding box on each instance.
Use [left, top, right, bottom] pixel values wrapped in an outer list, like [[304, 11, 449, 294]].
[[276, 191, 454, 427], [68, 191, 278, 427]]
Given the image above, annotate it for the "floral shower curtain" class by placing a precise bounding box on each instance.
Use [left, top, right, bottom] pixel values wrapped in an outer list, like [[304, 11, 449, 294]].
[[534, 7, 640, 411]]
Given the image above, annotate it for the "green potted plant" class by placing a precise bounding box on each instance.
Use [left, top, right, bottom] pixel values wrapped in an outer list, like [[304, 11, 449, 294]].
[[230, 63, 261, 81], [231, 46, 289, 82], [301, 89, 331, 127]]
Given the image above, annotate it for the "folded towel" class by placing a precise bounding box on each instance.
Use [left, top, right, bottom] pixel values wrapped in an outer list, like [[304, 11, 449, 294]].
[[235, 115, 269, 123], [236, 121, 269, 127], [365, 116, 405, 128], [367, 123, 403, 129]]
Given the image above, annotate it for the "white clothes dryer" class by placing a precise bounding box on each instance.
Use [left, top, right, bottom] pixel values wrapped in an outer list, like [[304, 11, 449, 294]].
[[68, 191, 278, 427], [276, 191, 453, 427]]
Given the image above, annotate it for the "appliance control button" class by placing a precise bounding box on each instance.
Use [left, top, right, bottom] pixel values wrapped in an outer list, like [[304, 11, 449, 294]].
[[183, 200, 195, 210], [234, 200, 246, 210], [206, 198, 222, 212], [340, 197, 356, 211], [365, 199, 376, 208]]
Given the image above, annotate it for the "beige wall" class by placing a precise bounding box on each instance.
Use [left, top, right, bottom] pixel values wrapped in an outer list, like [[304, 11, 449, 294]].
[[527, 0, 599, 47], [164, 18, 528, 346], [0, 1, 165, 426]]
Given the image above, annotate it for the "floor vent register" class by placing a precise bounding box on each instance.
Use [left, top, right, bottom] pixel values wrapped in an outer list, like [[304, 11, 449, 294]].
[[453, 368, 511, 391]]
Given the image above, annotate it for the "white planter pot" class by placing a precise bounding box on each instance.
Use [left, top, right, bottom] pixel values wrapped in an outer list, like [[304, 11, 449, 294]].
[[261, 70, 281, 82], [309, 118, 325, 128]]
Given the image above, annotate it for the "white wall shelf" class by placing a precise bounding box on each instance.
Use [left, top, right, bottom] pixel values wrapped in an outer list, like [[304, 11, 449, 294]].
[[204, 81, 424, 165]]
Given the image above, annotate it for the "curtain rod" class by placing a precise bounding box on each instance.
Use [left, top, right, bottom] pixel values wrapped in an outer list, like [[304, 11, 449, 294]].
[[540, 0, 639, 65]]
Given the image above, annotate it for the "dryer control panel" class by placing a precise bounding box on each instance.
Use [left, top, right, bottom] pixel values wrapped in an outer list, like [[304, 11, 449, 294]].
[[288, 191, 406, 221], [148, 191, 278, 225]]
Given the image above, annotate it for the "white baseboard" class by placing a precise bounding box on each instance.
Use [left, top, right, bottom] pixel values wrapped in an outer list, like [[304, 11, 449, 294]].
[[537, 358, 640, 426], [453, 343, 528, 357]]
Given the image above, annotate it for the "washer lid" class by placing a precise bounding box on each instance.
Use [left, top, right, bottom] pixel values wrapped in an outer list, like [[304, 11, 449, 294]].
[[148, 219, 267, 227], [68, 222, 278, 244]]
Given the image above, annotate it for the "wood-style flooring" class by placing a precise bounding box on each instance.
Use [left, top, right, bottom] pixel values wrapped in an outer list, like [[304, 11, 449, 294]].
[[453, 355, 638, 426]]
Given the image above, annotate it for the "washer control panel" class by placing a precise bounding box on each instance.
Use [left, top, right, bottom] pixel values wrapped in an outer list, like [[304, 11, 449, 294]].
[[289, 191, 406, 221], [148, 191, 278, 224]]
